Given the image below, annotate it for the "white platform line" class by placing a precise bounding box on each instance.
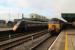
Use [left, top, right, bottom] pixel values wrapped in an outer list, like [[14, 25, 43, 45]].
[[48, 33, 61, 50]]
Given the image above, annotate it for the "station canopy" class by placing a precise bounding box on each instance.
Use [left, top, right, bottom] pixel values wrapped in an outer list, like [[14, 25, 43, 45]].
[[62, 13, 75, 22]]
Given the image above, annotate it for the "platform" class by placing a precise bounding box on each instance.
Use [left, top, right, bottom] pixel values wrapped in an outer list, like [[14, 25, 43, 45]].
[[48, 29, 75, 50], [0, 28, 12, 31]]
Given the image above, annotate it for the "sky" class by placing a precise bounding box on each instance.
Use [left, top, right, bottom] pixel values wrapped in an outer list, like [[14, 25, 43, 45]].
[[0, 0, 75, 21]]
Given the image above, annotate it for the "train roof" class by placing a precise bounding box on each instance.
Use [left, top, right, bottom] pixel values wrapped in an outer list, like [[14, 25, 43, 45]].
[[21, 20, 48, 23]]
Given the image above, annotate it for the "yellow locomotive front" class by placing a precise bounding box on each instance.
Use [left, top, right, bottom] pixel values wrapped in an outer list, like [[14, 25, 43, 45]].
[[48, 21, 60, 36]]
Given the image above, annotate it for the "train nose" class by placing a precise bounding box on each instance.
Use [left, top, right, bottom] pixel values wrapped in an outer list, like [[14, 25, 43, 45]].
[[13, 25, 17, 32]]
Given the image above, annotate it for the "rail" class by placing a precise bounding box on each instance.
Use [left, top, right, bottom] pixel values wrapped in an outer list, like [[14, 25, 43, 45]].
[[0, 30, 48, 50]]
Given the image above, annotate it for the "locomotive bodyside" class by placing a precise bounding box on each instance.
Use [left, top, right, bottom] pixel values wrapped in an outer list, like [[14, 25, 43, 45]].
[[13, 20, 48, 33]]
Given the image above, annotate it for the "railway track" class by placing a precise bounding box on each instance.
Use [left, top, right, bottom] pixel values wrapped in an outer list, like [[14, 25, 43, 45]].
[[32, 36, 57, 50], [0, 30, 49, 50], [0, 29, 47, 42]]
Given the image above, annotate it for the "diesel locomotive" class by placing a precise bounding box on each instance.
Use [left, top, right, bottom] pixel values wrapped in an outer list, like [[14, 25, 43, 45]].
[[48, 18, 66, 35]]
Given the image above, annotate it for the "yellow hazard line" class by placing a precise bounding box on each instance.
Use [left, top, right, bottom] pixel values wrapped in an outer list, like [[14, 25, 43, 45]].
[[65, 32, 68, 50]]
